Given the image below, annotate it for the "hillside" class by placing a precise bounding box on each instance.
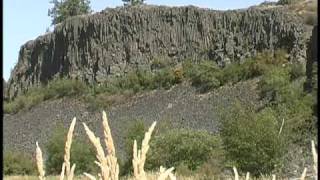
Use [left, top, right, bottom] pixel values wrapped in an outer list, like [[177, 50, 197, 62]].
[[4, 78, 262, 160], [3, 3, 317, 178]]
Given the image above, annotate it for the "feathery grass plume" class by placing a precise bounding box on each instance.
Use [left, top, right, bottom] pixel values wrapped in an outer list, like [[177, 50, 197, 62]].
[[300, 168, 307, 180], [278, 118, 284, 136], [311, 140, 317, 177], [102, 111, 119, 180], [82, 111, 119, 180], [84, 172, 97, 180], [63, 117, 77, 179], [168, 173, 177, 180], [158, 166, 175, 180], [245, 172, 250, 180], [132, 121, 157, 180], [102, 111, 115, 155], [233, 167, 239, 180], [60, 163, 66, 180], [36, 141, 45, 180], [83, 122, 109, 179], [67, 164, 76, 180]]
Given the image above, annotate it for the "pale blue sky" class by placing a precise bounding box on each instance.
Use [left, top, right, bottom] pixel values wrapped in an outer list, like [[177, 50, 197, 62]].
[[3, 0, 277, 81]]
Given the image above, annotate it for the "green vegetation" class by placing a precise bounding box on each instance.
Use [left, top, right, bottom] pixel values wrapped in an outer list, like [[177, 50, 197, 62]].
[[4, 78, 88, 114], [146, 129, 225, 172], [277, 0, 301, 5], [48, 0, 92, 25], [119, 120, 225, 176], [183, 50, 289, 92], [45, 124, 98, 175], [3, 150, 37, 175], [216, 55, 316, 176], [4, 49, 316, 177], [120, 119, 147, 175], [3, 50, 307, 116], [218, 102, 286, 176]]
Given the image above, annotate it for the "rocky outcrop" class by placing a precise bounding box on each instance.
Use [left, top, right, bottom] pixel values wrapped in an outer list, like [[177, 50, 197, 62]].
[[5, 5, 306, 99], [3, 78, 7, 100], [304, 25, 317, 92]]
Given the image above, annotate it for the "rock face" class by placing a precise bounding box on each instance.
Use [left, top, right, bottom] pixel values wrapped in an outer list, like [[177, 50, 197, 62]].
[[5, 5, 305, 99], [3, 78, 7, 100], [305, 25, 317, 92]]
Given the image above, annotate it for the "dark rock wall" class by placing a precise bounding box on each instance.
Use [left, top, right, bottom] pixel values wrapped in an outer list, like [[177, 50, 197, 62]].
[[305, 25, 318, 92], [5, 6, 305, 99]]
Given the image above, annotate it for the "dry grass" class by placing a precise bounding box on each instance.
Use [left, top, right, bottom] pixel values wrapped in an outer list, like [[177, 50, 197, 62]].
[[20, 111, 318, 180], [32, 111, 176, 180], [36, 142, 45, 180]]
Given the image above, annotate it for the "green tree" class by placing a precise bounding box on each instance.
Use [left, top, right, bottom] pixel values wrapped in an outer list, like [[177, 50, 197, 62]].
[[48, 0, 92, 25]]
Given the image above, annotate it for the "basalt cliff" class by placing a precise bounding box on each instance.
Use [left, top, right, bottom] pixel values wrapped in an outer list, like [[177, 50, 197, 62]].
[[5, 5, 306, 100]]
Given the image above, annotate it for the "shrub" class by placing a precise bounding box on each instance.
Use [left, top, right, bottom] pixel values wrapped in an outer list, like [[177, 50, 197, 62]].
[[218, 101, 286, 176], [120, 120, 147, 175], [288, 63, 305, 80], [4, 78, 88, 114], [184, 60, 222, 92], [270, 77, 317, 145], [258, 66, 290, 102], [173, 66, 184, 83], [221, 60, 260, 84], [3, 150, 37, 175], [151, 57, 171, 70], [153, 68, 179, 89], [277, 0, 300, 5], [146, 129, 225, 172], [45, 78, 88, 99], [45, 124, 98, 175]]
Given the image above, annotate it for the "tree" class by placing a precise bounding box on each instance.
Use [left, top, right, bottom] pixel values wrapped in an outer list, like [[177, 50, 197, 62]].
[[123, 0, 145, 6], [48, 0, 92, 25]]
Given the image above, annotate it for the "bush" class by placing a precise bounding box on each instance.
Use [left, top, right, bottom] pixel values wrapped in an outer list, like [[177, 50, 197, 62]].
[[45, 78, 88, 99], [218, 101, 286, 176], [184, 60, 222, 92], [120, 119, 175, 176], [3, 150, 37, 175], [120, 120, 147, 175], [277, 0, 300, 5], [4, 78, 88, 114], [45, 124, 98, 175], [258, 66, 290, 102], [153, 68, 179, 89], [146, 129, 225, 172], [221, 60, 260, 84]]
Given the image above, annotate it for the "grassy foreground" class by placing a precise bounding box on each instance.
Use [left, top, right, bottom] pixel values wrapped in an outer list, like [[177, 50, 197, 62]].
[[15, 111, 315, 180]]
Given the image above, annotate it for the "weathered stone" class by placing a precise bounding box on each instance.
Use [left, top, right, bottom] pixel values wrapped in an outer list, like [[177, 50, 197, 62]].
[[5, 5, 306, 99]]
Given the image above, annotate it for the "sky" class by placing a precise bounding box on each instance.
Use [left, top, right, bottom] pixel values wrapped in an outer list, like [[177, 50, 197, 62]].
[[3, 0, 277, 81]]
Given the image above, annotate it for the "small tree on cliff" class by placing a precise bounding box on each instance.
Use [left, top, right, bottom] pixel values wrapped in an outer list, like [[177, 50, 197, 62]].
[[48, 0, 92, 25], [122, 0, 145, 6]]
